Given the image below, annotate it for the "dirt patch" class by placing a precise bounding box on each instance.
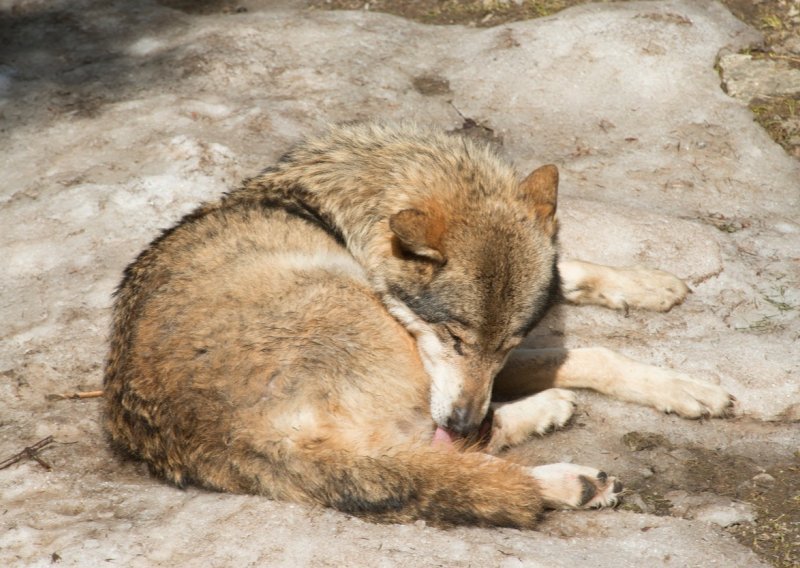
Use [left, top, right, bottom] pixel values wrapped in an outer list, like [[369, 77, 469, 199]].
[[308, 0, 602, 26], [749, 94, 800, 158], [448, 117, 504, 146], [729, 464, 800, 568], [412, 74, 452, 96], [618, 429, 800, 568], [722, 0, 800, 50]]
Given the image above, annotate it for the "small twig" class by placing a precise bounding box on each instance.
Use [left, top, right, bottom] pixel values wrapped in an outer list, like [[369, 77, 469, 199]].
[[761, 54, 800, 65], [46, 389, 104, 401], [0, 436, 55, 471]]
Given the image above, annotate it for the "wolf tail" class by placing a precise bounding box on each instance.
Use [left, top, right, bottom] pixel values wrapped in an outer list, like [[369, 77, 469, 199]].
[[222, 445, 544, 528]]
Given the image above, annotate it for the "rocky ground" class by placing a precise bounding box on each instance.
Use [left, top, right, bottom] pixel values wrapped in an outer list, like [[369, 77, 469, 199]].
[[311, 0, 800, 159], [1, 1, 798, 566]]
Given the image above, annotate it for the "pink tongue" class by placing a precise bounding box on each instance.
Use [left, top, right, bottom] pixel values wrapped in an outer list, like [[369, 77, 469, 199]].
[[433, 426, 456, 446]]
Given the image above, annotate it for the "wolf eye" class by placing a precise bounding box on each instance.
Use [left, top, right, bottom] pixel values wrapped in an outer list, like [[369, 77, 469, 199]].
[[445, 327, 465, 356]]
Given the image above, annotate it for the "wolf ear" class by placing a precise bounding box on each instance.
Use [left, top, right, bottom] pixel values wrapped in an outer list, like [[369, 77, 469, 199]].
[[519, 164, 558, 235], [389, 208, 446, 264]]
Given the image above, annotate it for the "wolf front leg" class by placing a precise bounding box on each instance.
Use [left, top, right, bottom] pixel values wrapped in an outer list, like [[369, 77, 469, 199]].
[[493, 347, 734, 419], [486, 389, 577, 453], [558, 260, 689, 313]]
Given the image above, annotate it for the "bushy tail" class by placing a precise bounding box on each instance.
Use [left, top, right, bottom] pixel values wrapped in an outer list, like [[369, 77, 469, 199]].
[[227, 444, 544, 528]]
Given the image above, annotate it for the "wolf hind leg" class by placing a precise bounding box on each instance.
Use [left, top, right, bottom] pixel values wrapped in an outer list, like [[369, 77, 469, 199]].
[[558, 259, 689, 313], [528, 463, 623, 509], [494, 347, 734, 418]]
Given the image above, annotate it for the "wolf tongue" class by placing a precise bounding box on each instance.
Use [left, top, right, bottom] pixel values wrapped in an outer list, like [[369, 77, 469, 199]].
[[432, 414, 494, 448], [432, 426, 456, 447]]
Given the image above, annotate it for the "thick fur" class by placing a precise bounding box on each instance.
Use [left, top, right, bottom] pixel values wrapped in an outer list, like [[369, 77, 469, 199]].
[[225, 124, 562, 433], [104, 123, 728, 527]]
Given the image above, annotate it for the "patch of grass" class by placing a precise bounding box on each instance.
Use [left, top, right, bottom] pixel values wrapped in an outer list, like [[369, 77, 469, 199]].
[[749, 94, 800, 158], [762, 285, 798, 313], [735, 289, 797, 334], [737, 315, 785, 334], [760, 13, 784, 31], [721, 0, 800, 46]]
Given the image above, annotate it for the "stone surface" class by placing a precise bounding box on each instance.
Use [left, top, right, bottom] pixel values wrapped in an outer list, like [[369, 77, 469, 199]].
[[1, 0, 796, 566], [665, 490, 757, 527], [719, 52, 800, 100], [752, 472, 776, 487]]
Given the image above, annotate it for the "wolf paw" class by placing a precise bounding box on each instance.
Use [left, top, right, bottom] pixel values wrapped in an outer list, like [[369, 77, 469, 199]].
[[606, 266, 690, 313], [487, 389, 577, 452], [529, 463, 623, 509], [652, 373, 735, 418], [559, 261, 689, 313]]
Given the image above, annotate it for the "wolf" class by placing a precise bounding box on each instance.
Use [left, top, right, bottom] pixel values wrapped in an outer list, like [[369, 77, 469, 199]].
[[104, 123, 733, 528]]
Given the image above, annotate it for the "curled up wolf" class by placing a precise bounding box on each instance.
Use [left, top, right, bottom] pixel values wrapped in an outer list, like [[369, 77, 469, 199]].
[[104, 123, 733, 528]]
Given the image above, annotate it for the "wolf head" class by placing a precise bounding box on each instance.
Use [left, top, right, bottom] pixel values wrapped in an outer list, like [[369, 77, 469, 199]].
[[381, 165, 560, 434], [244, 123, 560, 434]]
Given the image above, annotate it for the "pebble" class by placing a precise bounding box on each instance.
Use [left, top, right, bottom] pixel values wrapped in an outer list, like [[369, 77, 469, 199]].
[[621, 432, 669, 452], [664, 491, 756, 527], [693, 502, 756, 528], [625, 493, 649, 513], [752, 473, 776, 487]]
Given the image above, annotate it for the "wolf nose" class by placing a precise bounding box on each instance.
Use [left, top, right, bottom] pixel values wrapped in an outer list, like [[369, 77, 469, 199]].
[[445, 407, 478, 436]]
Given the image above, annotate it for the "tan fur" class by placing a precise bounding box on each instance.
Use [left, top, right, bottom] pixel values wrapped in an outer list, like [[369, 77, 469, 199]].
[[220, 123, 563, 434], [104, 123, 728, 527], [558, 260, 690, 313], [495, 347, 733, 421]]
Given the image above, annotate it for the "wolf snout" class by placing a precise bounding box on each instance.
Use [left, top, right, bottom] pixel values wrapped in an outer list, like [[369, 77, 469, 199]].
[[445, 405, 484, 436]]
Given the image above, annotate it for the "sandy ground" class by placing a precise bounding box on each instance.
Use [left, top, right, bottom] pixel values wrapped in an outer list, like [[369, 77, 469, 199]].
[[1, 0, 798, 566]]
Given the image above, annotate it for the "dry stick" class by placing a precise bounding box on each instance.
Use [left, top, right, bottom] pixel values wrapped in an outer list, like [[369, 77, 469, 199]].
[[62, 389, 103, 400], [0, 436, 55, 471], [46, 389, 104, 401]]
